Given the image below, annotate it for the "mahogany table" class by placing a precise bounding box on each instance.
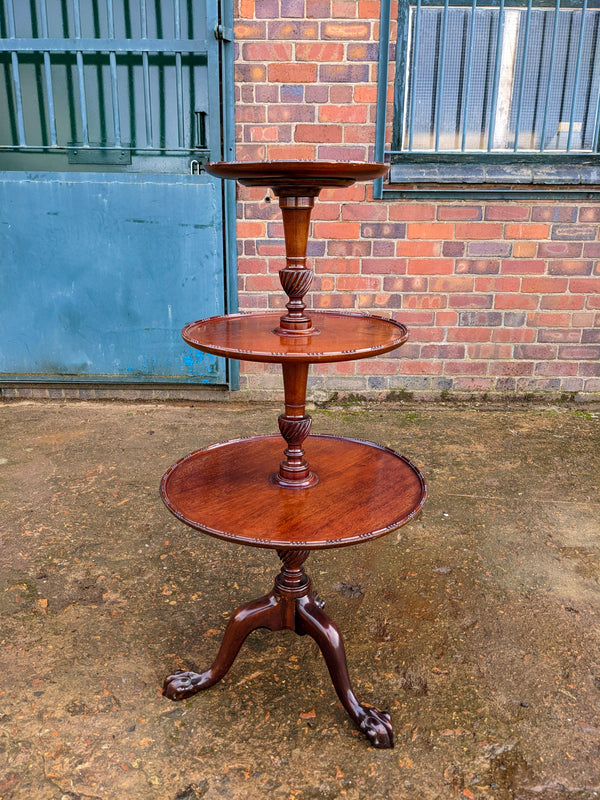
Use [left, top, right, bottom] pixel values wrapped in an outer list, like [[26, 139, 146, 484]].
[[160, 161, 427, 748]]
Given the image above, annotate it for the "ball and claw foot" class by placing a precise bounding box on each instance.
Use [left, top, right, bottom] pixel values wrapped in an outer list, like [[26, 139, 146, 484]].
[[358, 706, 394, 749], [163, 670, 206, 701]]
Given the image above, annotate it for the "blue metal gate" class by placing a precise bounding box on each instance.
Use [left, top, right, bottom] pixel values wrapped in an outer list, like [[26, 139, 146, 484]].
[[0, 0, 235, 385]]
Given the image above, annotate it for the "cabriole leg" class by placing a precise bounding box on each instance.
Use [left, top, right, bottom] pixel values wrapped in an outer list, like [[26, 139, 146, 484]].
[[163, 590, 281, 700], [163, 550, 310, 701], [295, 593, 394, 749]]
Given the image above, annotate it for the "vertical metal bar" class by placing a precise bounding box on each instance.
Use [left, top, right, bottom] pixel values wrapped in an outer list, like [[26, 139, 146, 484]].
[[592, 15, 600, 150], [392, 0, 410, 152], [106, 0, 116, 36], [106, 0, 122, 147], [529, 8, 547, 149], [73, 0, 82, 39], [453, 10, 469, 147], [496, 11, 520, 148], [174, 0, 182, 37], [556, 13, 574, 132], [39, 0, 58, 146], [9, 54, 26, 146], [593, 82, 600, 151], [140, 0, 149, 38], [220, 0, 235, 163], [72, 0, 89, 146], [142, 56, 153, 147], [581, 11, 598, 149], [5, 0, 17, 37], [540, 0, 561, 151], [175, 53, 184, 147], [212, 0, 239, 388], [566, 0, 588, 151], [6, 0, 26, 145], [461, 0, 478, 151], [513, 0, 533, 151], [434, 0, 450, 151], [487, 0, 506, 150], [140, 0, 153, 147], [174, 0, 184, 147], [374, 0, 391, 197], [75, 55, 88, 145], [408, 0, 421, 150]]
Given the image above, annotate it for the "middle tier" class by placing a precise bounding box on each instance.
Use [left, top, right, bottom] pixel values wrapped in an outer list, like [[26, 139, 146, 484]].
[[161, 434, 427, 550], [182, 310, 408, 364]]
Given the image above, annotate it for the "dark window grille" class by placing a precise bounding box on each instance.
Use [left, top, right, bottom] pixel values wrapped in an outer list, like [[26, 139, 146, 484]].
[[375, 0, 600, 195], [395, 0, 600, 155], [0, 0, 214, 169]]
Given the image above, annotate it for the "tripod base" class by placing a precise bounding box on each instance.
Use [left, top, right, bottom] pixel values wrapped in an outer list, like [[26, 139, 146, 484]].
[[163, 550, 394, 749]]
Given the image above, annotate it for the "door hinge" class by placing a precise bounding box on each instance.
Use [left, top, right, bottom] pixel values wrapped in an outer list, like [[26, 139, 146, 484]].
[[214, 24, 233, 42]]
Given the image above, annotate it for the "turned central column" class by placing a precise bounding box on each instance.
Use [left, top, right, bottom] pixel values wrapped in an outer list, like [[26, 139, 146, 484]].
[[270, 188, 321, 488], [271, 361, 317, 488], [273, 190, 319, 336]]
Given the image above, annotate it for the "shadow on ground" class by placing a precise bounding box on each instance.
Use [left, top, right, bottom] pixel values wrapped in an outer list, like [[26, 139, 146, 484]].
[[0, 400, 599, 800]]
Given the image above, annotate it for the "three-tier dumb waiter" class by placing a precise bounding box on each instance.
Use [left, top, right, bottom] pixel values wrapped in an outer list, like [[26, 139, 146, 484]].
[[160, 161, 427, 748]]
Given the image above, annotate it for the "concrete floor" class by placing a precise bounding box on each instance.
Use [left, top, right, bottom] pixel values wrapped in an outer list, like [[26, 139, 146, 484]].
[[0, 398, 599, 800]]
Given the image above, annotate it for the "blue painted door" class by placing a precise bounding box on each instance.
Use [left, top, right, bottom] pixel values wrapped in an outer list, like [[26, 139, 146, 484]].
[[0, 0, 232, 385]]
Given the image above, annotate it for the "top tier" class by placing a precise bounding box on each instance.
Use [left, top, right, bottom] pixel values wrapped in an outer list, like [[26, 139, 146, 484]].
[[205, 161, 390, 336], [205, 160, 389, 194]]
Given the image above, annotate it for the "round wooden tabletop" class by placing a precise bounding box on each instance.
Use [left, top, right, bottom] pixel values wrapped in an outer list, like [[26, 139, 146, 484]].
[[182, 311, 408, 364], [161, 434, 426, 550], [205, 160, 389, 188]]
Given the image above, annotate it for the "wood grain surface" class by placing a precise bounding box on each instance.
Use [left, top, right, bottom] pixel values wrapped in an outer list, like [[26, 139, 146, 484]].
[[205, 160, 389, 189], [161, 434, 426, 550], [181, 311, 408, 364]]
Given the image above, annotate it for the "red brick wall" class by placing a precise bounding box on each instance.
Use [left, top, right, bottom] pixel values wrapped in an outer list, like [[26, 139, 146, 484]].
[[232, 0, 600, 400]]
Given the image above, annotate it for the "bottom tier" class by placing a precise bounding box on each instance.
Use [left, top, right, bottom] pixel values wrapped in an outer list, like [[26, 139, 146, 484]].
[[161, 434, 426, 550]]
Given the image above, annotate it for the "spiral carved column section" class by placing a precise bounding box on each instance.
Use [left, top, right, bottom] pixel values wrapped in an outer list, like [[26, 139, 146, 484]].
[[275, 549, 310, 592], [272, 362, 318, 488], [278, 267, 314, 332], [276, 413, 313, 483], [275, 195, 317, 335]]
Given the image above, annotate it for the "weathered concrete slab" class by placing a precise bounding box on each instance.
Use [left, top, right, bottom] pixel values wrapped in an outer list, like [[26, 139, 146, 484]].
[[0, 400, 599, 799]]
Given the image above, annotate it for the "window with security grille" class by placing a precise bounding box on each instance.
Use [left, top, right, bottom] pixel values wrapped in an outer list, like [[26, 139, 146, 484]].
[[376, 0, 600, 194], [0, 0, 217, 172], [404, 0, 600, 153]]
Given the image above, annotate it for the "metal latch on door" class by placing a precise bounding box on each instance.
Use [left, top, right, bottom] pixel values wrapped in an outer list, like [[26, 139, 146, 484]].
[[190, 111, 209, 174]]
